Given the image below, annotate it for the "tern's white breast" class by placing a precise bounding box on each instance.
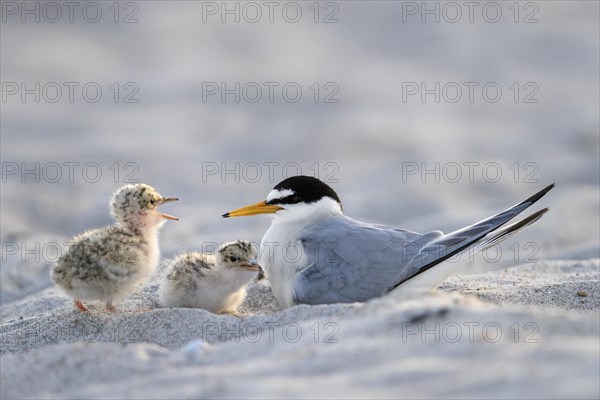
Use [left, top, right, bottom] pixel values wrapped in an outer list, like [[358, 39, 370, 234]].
[[259, 197, 344, 309], [260, 220, 310, 309]]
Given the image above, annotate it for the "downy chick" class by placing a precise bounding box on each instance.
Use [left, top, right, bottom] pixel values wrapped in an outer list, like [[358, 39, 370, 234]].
[[52, 183, 179, 312], [159, 240, 260, 313]]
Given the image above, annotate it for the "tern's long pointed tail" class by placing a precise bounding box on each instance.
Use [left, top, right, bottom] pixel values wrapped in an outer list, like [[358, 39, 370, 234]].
[[393, 183, 555, 289]]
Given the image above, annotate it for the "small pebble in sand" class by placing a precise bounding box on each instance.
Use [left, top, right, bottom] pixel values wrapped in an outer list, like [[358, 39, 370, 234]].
[[577, 291, 588, 297]]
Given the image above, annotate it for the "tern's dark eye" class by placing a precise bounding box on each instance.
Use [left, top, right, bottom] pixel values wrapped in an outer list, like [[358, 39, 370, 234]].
[[150, 198, 155, 205], [281, 195, 302, 204], [229, 256, 238, 262]]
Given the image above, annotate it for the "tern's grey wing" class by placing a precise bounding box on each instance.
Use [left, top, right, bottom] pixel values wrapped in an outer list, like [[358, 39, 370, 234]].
[[391, 183, 554, 288], [293, 184, 554, 305], [292, 216, 444, 304]]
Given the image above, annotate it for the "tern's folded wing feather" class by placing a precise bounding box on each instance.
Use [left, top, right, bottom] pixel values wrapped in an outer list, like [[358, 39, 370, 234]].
[[293, 216, 443, 304]]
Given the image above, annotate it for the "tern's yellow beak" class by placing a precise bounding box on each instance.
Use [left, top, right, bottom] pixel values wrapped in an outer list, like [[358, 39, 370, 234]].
[[222, 200, 283, 218]]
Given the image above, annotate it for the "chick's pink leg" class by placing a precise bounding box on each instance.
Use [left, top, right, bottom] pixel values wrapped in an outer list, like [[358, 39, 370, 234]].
[[74, 300, 89, 312], [105, 300, 116, 312]]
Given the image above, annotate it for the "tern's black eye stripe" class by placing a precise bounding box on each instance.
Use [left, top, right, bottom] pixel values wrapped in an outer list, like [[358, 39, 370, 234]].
[[267, 195, 304, 205]]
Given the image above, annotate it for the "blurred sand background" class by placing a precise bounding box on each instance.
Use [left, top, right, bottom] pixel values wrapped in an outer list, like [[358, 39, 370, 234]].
[[1, 1, 599, 398]]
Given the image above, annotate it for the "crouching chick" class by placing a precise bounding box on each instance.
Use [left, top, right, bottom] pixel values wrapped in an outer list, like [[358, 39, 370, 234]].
[[159, 240, 260, 313]]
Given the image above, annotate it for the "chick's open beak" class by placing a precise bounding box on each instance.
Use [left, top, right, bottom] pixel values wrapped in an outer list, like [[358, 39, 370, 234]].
[[157, 197, 180, 220], [222, 200, 283, 218]]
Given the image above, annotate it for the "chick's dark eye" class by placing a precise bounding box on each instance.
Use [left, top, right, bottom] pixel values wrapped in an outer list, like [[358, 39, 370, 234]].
[[229, 256, 238, 262], [150, 198, 155, 205]]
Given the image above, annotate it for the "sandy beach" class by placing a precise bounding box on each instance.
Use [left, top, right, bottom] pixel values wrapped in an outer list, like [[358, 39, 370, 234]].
[[1, 1, 598, 398], [1, 256, 599, 399]]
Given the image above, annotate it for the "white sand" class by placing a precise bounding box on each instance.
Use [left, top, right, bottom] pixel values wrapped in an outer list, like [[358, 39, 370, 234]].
[[1, 259, 598, 399]]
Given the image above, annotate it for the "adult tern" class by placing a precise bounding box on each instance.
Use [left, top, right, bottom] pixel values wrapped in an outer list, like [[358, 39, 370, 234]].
[[223, 176, 553, 309]]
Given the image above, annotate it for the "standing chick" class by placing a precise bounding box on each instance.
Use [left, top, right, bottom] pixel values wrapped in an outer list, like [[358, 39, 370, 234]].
[[159, 240, 260, 313], [52, 183, 179, 312]]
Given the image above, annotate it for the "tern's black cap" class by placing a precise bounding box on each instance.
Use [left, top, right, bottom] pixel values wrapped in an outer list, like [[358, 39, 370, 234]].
[[267, 176, 342, 206]]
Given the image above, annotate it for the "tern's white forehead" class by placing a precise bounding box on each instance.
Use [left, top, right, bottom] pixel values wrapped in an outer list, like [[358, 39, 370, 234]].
[[266, 189, 294, 202]]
